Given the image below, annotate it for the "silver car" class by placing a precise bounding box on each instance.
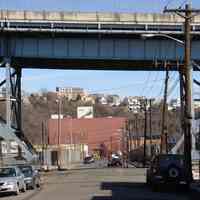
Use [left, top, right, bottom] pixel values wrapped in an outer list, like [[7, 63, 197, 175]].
[[0, 166, 26, 195], [18, 165, 41, 189]]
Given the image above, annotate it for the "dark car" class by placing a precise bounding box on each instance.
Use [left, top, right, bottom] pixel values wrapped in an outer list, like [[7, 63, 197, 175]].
[[83, 156, 95, 164], [107, 154, 122, 167], [18, 165, 41, 190], [146, 154, 187, 190]]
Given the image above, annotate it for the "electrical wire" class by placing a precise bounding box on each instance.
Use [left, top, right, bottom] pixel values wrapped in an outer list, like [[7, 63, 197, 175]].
[[147, 71, 177, 99], [178, 0, 188, 8], [88, 77, 165, 94], [155, 78, 165, 99], [167, 76, 179, 97], [146, 71, 160, 98], [140, 71, 152, 97], [165, 0, 176, 8]]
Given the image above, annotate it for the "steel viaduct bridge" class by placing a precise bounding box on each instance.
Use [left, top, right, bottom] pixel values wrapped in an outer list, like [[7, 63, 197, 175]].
[[0, 10, 200, 163]]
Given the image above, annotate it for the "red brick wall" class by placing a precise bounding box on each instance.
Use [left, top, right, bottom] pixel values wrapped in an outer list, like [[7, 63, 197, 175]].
[[48, 117, 126, 154]]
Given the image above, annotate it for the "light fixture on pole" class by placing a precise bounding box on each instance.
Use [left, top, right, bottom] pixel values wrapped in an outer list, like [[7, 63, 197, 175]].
[[141, 33, 184, 45]]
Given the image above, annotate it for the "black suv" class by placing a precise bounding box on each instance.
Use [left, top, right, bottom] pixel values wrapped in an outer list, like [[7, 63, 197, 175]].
[[146, 154, 187, 189]]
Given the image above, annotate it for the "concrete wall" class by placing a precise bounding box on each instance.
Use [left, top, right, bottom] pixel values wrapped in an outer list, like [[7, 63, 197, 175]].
[[0, 10, 193, 23], [36, 144, 85, 170]]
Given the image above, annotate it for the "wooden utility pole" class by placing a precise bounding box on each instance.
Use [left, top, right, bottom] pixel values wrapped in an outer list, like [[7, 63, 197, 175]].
[[128, 120, 133, 151], [110, 136, 112, 154], [42, 121, 45, 166], [143, 99, 147, 167], [135, 114, 139, 148], [164, 3, 200, 183], [161, 63, 169, 153], [149, 99, 153, 157], [126, 120, 130, 154]]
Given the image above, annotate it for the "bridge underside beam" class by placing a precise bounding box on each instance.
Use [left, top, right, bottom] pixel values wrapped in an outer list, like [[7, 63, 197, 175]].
[[0, 35, 190, 70], [10, 57, 183, 71], [0, 34, 200, 70]]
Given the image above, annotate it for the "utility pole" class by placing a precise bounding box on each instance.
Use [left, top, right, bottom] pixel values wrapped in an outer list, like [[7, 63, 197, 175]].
[[110, 136, 113, 154], [164, 2, 200, 183], [42, 121, 45, 166], [161, 63, 169, 154], [135, 114, 139, 148], [128, 120, 133, 151], [126, 120, 130, 155], [149, 99, 153, 157], [142, 99, 147, 167]]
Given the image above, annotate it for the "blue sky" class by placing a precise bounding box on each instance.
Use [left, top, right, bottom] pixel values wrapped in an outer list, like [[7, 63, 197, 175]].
[[0, 0, 200, 98], [0, 0, 199, 12]]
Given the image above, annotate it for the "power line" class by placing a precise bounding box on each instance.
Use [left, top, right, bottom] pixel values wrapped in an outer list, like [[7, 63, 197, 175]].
[[178, 0, 188, 8], [147, 71, 160, 98], [165, 0, 176, 8], [167, 75, 179, 98], [88, 77, 165, 94], [140, 71, 152, 97], [147, 71, 170, 99], [169, 71, 177, 81], [155, 77, 165, 99]]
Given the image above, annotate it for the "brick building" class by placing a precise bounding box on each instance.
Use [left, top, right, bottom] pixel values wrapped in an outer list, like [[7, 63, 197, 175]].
[[47, 117, 126, 156]]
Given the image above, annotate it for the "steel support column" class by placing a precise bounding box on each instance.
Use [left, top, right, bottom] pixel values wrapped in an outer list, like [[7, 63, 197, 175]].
[[0, 59, 22, 137]]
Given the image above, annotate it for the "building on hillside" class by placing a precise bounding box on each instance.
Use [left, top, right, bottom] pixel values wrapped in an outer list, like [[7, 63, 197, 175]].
[[123, 96, 145, 113], [194, 99, 200, 109], [47, 117, 126, 157], [81, 95, 95, 104], [170, 98, 181, 110], [107, 95, 121, 107], [153, 98, 162, 105], [56, 87, 85, 101], [98, 96, 108, 105]]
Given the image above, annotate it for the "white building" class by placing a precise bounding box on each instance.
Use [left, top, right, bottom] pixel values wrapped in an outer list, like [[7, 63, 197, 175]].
[[99, 96, 108, 105], [125, 96, 145, 113], [194, 99, 200, 109], [108, 95, 121, 107], [56, 87, 85, 101], [170, 98, 181, 110]]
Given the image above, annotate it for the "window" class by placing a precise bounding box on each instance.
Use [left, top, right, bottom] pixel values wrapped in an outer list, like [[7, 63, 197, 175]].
[[0, 168, 16, 177]]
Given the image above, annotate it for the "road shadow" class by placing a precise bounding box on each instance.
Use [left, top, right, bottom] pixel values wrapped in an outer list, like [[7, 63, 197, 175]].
[[91, 182, 192, 200], [0, 193, 15, 198]]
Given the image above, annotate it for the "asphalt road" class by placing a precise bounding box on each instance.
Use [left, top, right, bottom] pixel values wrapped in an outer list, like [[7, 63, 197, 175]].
[[0, 168, 194, 200]]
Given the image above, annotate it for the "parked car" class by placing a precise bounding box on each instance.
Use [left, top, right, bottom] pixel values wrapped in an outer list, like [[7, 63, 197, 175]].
[[146, 154, 187, 190], [107, 154, 122, 167], [0, 166, 26, 195], [18, 165, 41, 189], [83, 156, 95, 164]]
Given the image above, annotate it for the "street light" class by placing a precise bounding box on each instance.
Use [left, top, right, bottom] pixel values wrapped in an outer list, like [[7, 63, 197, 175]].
[[141, 33, 184, 45], [142, 31, 194, 182]]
